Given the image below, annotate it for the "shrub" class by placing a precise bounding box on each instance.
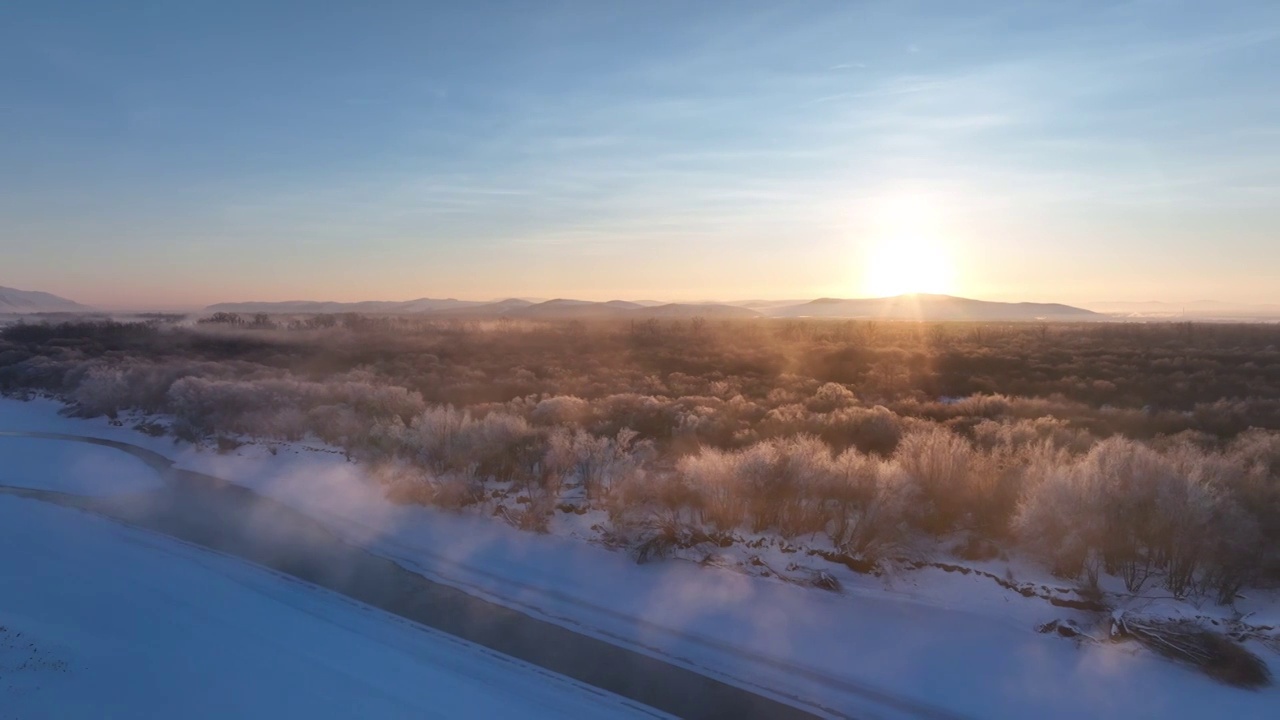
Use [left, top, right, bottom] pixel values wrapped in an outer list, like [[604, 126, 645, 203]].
[[822, 450, 911, 558], [894, 427, 977, 532]]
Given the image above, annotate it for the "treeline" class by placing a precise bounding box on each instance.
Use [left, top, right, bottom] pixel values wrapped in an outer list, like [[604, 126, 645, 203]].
[[2, 317, 1279, 600]]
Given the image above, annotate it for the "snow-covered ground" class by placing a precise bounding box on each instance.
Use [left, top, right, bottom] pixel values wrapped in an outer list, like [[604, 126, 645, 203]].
[[0, 492, 663, 719], [2, 396, 1278, 718], [0, 435, 161, 496]]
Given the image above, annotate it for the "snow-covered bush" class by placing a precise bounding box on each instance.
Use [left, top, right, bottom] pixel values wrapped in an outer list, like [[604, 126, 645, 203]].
[[1017, 437, 1268, 600], [894, 426, 978, 533], [675, 448, 737, 530], [1013, 460, 1098, 579], [405, 407, 537, 482], [821, 450, 912, 557], [531, 395, 592, 426], [71, 366, 130, 418]]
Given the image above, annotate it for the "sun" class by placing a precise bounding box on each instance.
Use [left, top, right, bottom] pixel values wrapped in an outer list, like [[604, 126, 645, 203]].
[[863, 235, 955, 297], [859, 192, 957, 297]]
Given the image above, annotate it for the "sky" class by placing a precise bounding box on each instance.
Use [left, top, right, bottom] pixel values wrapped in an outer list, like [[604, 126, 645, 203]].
[[2, 1, 1278, 310]]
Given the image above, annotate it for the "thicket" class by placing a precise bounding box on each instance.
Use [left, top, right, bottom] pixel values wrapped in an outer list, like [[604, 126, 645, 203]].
[[3, 316, 1279, 601]]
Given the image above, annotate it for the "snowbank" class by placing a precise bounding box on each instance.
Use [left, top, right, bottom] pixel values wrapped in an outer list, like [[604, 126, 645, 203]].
[[0, 494, 663, 720]]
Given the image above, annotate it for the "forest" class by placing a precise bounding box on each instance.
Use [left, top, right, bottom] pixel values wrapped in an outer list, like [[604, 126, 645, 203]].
[[3, 314, 1279, 604]]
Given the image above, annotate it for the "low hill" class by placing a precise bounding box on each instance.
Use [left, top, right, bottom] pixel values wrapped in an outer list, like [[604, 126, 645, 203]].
[[768, 294, 1101, 321], [0, 286, 92, 313], [512, 299, 644, 319], [436, 299, 758, 319], [637, 303, 760, 319]]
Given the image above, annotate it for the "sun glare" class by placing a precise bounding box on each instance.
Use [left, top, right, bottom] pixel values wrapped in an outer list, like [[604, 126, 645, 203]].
[[860, 192, 957, 298], [863, 236, 955, 297]]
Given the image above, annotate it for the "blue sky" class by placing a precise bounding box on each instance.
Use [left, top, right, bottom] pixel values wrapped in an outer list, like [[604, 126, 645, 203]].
[[3, 1, 1278, 308]]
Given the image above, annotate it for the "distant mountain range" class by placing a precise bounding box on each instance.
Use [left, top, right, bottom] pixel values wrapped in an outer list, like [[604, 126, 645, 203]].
[[209, 297, 761, 320], [206, 294, 1103, 321], [6, 286, 1275, 321], [207, 298, 488, 315], [7, 283, 1269, 319], [0, 286, 91, 313]]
